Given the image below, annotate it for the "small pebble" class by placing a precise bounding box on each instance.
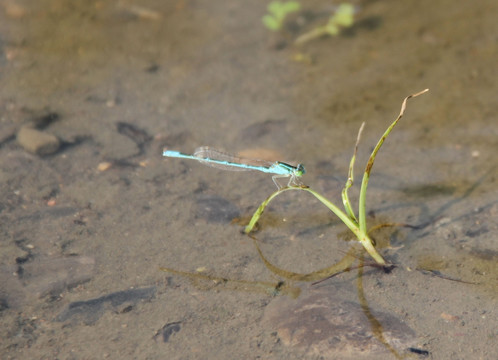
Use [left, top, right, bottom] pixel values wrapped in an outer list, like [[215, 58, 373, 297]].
[[97, 162, 113, 171], [440, 312, 459, 322], [17, 126, 60, 156], [3, 1, 27, 19]]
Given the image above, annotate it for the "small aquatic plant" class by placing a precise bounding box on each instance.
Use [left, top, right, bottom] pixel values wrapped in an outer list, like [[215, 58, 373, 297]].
[[161, 90, 429, 290], [245, 89, 429, 266], [262, 1, 301, 31], [295, 3, 355, 45]]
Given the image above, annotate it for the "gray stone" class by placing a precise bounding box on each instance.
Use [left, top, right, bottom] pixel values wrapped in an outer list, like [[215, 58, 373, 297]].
[[17, 126, 60, 155], [263, 285, 417, 359]]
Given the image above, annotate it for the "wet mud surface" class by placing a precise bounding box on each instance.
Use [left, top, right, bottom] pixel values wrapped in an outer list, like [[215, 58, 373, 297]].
[[0, 1, 497, 359]]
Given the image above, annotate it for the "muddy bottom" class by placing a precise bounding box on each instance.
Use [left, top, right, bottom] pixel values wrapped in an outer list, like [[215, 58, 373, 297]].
[[1, 0, 497, 359]]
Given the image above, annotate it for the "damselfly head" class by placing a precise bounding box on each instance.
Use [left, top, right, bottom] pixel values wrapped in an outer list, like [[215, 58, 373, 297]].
[[296, 164, 306, 176]]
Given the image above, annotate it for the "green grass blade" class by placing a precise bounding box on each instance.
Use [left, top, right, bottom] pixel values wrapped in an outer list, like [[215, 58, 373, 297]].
[[358, 89, 429, 233], [303, 187, 386, 264], [244, 186, 357, 236], [244, 185, 386, 264], [244, 186, 296, 234], [342, 121, 365, 223]]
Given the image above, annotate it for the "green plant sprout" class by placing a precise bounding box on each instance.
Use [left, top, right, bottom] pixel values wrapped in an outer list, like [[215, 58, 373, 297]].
[[262, 1, 301, 31], [245, 89, 429, 266], [295, 3, 355, 45]]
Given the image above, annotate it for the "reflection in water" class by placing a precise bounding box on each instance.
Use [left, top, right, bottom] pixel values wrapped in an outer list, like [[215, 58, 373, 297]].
[[356, 254, 404, 359], [160, 266, 301, 299], [161, 237, 419, 358]]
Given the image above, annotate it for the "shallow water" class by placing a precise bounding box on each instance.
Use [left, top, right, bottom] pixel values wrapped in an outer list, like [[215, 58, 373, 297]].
[[0, 1, 497, 359]]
